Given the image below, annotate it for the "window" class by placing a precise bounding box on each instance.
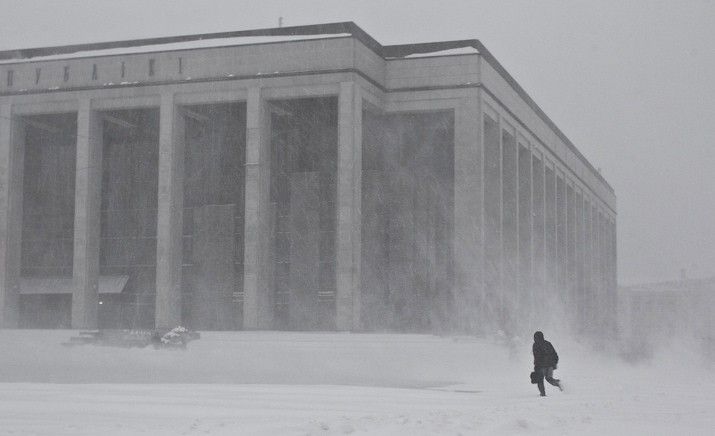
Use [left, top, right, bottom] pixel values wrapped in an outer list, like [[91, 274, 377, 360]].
[[35, 68, 41, 84], [92, 64, 98, 80], [148, 59, 155, 76], [6, 70, 13, 87], [63, 66, 70, 82], [120, 61, 125, 78]]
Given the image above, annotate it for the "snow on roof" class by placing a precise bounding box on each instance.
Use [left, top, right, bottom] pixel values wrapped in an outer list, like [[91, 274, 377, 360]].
[[0, 34, 352, 64], [387, 46, 479, 59]]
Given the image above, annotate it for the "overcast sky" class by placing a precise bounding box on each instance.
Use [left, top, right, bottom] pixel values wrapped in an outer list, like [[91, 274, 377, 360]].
[[1, 0, 714, 285]]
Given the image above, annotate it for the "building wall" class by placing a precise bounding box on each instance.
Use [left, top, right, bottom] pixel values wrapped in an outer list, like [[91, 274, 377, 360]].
[[0, 38, 356, 95], [479, 82, 617, 334], [385, 56, 479, 90], [17, 114, 76, 328], [479, 59, 615, 210], [182, 103, 246, 330], [270, 97, 338, 330], [21, 114, 76, 278], [99, 109, 159, 328], [361, 110, 454, 331], [0, 31, 616, 334]]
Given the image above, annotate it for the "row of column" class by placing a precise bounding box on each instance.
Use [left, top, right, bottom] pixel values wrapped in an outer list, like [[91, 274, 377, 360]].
[[453, 97, 483, 332], [1, 88, 614, 332], [481, 112, 617, 335], [0, 82, 364, 330]]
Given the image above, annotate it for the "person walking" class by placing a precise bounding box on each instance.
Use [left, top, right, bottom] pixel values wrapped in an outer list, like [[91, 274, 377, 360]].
[[532, 331, 563, 396]]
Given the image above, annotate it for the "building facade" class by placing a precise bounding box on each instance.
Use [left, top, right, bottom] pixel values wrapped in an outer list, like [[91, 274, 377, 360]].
[[0, 22, 617, 333]]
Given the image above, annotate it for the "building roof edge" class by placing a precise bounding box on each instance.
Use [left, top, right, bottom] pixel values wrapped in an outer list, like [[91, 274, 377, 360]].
[[0, 22, 376, 61], [474, 40, 614, 194], [0, 22, 614, 196]]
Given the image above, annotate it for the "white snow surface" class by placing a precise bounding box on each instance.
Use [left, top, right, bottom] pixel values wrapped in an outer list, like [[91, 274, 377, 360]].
[[0, 34, 352, 64], [0, 330, 713, 435], [387, 47, 479, 59]]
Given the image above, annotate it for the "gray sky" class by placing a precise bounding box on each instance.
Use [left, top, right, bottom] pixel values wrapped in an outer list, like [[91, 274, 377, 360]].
[[1, 0, 714, 285]]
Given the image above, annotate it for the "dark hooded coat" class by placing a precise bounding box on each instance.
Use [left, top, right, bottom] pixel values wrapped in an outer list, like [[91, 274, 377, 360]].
[[532, 331, 559, 368]]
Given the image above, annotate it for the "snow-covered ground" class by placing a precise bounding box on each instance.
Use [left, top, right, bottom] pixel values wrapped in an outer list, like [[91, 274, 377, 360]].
[[0, 330, 713, 435]]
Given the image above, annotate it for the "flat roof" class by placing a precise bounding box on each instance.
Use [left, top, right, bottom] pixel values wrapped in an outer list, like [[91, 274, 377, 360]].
[[0, 21, 613, 194]]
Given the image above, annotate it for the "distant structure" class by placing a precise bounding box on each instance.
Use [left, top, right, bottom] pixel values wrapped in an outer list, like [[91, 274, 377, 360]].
[[619, 277, 715, 345], [0, 22, 616, 333]]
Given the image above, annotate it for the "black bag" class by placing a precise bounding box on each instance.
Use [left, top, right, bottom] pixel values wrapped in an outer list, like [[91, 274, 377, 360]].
[[530, 371, 538, 384]]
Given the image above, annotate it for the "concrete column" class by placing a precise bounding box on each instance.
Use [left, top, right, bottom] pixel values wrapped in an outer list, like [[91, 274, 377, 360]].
[[584, 199, 593, 330], [454, 96, 482, 332], [566, 183, 576, 325], [517, 143, 532, 330], [556, 174, 566, 302], [0, 102, 24, 328], [592, 207, 601, 327], [543, 164, 556, 322], [574, 190, 584, 330], [611, 218, 618, 336], [336, 81, 362, 331], [598, 211, 607, 328], [592, 204, 599, 330], [530, 154, 545, 327], [243, 87, 273, 329], [155, 93, 185, 329], [482, 112, 501, 332], [501, 128, 518, 334], [71, 99, 103, 329]]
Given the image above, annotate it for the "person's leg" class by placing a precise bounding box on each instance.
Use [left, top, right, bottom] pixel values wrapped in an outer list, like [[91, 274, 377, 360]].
[[536, 368, 546, 396], [544, 367, 562, 389]]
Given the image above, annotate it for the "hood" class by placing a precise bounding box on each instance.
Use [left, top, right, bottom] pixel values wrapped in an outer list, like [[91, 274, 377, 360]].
[[533, 331, 544, 342]]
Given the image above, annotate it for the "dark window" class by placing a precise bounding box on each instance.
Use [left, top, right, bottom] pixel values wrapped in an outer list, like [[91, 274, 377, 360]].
[[6, 70, 13, 87], [178, 57, 183, 74], [92, 64, 98, 80], [35, 68, 41, 84], [63, 66, 70, 82], [148, 59, 155, 76], [120, 61, 125, 78]]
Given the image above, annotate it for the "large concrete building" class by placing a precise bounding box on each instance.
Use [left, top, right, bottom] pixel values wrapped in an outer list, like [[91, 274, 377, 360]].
[[0, 22, 616, 334]]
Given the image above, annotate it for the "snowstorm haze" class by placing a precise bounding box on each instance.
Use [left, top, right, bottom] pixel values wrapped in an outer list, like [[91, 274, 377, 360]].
[[1, 2, 715, 435], [3, 0, 714, 286]]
